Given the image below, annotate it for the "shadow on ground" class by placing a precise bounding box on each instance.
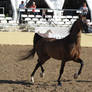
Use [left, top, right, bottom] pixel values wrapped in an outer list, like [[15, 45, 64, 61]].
[[0, 79, 92, 86]]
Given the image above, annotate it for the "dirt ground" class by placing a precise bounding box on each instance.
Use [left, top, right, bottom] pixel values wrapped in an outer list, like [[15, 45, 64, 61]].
[[0, 45, 92, 92]]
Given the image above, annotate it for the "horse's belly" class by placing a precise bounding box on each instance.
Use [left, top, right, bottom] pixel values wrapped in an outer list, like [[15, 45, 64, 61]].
[[47, 49, 64, 60], [52, 56, 63, 60]]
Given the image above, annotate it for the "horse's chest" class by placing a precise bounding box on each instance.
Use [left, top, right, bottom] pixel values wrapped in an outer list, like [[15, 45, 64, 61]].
[[69, 45, 80, 58]]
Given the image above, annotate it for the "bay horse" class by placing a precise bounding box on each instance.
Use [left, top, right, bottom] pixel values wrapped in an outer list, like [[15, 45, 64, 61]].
[[22, 15, 87, 86]]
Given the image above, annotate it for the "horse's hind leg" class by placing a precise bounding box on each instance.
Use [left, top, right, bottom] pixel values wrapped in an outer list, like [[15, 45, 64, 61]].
[[35, 59, 45, 77], [73, 58, 84, 79], [40, 65, 45, 77], [31, 57, 50, 83], [31, 62, 41, 83], [57, 61, 66, 86]]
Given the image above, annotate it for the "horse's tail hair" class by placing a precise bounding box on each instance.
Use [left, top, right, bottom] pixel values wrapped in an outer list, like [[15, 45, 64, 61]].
[[21, 33, 42, 60], [21, 48, 35, 60]]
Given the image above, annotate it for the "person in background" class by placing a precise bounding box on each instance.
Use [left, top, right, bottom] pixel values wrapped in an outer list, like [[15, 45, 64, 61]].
[[19, 1, 26, 24], [80, 2, 88, 17], [30, 2, 37, 15], [19, 1, 25, 9], [42, 9, 46, 18], [80, 2, 89, 33]]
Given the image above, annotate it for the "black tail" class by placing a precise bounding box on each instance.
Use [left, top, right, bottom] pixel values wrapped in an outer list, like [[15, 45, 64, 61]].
[[21, 33, 43, 60], [21, 48, 35, 60]]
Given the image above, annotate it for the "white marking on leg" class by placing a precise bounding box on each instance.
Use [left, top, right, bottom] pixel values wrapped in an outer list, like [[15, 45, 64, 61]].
[[42, 73, 45, 77], [40, 72, 45, 77], [31, 76, 34, 83]]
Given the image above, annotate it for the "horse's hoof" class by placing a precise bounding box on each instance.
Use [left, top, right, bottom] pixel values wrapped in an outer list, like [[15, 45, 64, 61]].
[[74, 73, 78, 79], [40, 72, 45, 78], [58, 82, 62, 86], [31, 77, 34, 84]]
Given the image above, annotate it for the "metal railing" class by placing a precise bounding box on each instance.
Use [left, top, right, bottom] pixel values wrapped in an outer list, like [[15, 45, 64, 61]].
[[18, 8, 81, 13], [18, 8, 81, 22], [18, 8, 82, 19]]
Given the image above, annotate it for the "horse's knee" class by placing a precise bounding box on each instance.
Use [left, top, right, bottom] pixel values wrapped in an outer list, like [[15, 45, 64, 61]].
[[73, 58, 84, 77], [74, 58, 84, 65], [78, 58, 84, 67]]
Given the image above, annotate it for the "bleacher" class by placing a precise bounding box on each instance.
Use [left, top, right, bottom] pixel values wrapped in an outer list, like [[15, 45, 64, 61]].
[[0, 7, 13, 24], [0, 8, 91, 28], [18, 8, 83, 27]]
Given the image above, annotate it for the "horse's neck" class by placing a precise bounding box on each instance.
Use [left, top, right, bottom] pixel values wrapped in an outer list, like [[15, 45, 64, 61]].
[[69, 27, 81, 44]]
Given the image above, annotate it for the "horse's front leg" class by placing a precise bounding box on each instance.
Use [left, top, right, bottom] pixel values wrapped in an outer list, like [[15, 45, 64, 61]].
[[37, 59, 45, 77], [57, 61, 66, 86], [73, 58, 84, 79]]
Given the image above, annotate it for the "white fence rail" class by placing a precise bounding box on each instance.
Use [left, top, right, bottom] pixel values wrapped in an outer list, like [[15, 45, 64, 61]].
[[18, 8, 82, 25], [0, 8, 84, 27]]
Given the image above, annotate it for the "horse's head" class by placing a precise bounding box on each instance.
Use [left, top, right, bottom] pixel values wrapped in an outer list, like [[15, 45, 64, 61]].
[[70, 15, 88, 35]]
